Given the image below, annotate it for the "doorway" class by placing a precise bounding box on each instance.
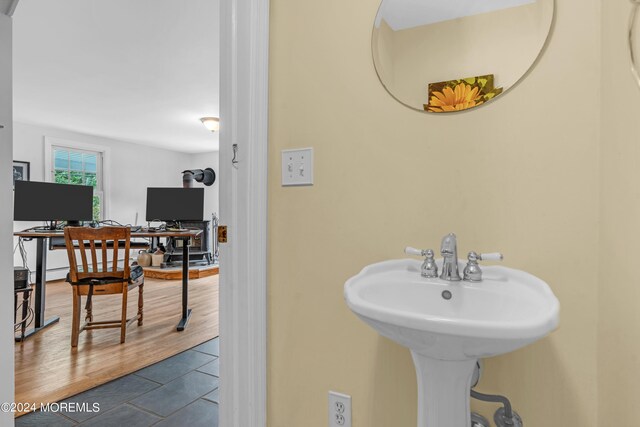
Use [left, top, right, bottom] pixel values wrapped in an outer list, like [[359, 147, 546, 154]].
[[10, 0, 222, 425], [2, 0, 269, 425]]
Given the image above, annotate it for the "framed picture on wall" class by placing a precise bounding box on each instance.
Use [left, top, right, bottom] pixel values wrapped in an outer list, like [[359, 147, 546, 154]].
[[13, 160, 30, 186]]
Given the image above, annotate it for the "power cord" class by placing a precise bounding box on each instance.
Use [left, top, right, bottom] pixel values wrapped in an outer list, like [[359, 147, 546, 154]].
[[14, 295, 34, 331], [13, 237, 35, 333], [97, 219, 133, 227]]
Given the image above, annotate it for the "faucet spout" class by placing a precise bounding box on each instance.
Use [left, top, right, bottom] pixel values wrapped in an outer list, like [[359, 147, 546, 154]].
[[440, 233, 462, 281]]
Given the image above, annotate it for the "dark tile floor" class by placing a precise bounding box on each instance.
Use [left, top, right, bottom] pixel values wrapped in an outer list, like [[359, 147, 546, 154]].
[[16, 338, 219, 427]]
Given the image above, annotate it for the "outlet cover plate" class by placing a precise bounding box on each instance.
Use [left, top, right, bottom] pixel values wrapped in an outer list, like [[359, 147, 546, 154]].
[[329, 391, 351, 427], [282, 148, 313, 186]]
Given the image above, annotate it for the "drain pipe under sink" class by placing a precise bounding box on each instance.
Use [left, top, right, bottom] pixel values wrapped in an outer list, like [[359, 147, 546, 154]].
[[470, 360, 524, 427]]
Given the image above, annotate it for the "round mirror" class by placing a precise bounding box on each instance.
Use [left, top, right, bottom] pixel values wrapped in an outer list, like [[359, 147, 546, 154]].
[[372, 0, 554, 113]]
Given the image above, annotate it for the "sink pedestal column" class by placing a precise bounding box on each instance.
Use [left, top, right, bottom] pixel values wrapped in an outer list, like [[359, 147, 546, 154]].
[[411, 352, 477, 427]]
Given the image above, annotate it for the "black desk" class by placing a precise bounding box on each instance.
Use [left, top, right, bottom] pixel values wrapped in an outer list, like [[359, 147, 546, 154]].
[[13, 228, 202, 340]]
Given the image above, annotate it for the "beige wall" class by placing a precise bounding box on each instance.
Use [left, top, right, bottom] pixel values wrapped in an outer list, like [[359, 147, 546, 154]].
[[599, 1, 639, 426], [268, 0, 600, 426]]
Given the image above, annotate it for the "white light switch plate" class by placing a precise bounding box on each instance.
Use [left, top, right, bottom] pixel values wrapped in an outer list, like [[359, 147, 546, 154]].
[[282, 148, 313, 186]]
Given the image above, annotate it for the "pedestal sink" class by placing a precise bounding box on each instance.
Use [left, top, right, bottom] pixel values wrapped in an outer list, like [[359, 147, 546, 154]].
[[344, 258, 559, 427]]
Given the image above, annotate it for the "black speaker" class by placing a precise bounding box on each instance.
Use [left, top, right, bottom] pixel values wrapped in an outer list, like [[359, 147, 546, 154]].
[[182, 168, 216, 187], [200, 168, 216, 186], [14, 267, 29, 290]]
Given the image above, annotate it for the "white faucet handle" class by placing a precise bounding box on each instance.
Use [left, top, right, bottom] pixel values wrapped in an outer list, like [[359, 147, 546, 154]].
[[479, 252, 503, 261], [405, 246, 424, 256]]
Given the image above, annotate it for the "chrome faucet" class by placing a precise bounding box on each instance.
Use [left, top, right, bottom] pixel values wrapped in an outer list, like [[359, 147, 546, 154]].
[[440, 233, 462, 281], [406, 233, 503, 282]]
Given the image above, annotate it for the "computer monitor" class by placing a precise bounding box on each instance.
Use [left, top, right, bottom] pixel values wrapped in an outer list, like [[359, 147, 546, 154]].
[[14, 181, 94, 223], [146, 188, 204, 222]]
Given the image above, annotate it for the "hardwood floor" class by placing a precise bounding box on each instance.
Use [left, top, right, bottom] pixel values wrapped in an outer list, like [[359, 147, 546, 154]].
[[14, 274, 219, 416]]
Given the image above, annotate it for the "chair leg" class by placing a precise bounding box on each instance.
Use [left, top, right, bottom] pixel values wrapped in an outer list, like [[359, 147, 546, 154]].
[[137, 282, 144, 326], [120, 288, 128, 344], [71, 289, 81, 347], [85, 299, 93, 323]]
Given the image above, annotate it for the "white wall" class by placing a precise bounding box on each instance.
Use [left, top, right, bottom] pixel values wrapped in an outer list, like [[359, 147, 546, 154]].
[[13, 122, 219, 278], [0, 12, 14, 427]]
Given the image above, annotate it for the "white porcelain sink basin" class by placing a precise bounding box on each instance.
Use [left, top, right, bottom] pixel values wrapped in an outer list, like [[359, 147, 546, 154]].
[[344, 258, 559, 427], [345, 259, 559, 360]]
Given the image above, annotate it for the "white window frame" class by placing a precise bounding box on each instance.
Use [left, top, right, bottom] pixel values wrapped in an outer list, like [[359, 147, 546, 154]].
[[50, 145, 104, 219], [44, 136, 111, 220]]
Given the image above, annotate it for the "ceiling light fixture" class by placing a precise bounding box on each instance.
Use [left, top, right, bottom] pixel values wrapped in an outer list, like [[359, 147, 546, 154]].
[[200, 117, 220, 132]]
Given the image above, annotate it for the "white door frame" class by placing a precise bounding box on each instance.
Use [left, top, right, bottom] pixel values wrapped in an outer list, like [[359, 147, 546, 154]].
[[0, 1, 269, 425], [0, 10, 15, 427], [219, 0, 269, 426]]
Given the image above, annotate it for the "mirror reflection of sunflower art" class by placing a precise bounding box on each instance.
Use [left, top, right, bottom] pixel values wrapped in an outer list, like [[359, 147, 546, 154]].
[[424, 75, 503, 113]]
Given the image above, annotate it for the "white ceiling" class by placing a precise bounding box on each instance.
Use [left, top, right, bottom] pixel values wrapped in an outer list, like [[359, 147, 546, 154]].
[[13, 0, 220, 153], [376, 0, 536, 31]]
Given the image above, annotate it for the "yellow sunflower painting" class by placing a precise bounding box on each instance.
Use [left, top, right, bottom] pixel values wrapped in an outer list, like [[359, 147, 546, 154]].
[[425, 75, 503, 113]]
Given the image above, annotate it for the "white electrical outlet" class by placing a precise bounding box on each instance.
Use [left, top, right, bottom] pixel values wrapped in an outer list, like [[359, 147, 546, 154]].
[[281, 148, 313, 186], [329, 391, 351, 427]]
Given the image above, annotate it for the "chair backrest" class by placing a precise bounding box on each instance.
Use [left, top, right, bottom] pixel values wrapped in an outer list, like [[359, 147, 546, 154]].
[[64, 226, 131, 284]]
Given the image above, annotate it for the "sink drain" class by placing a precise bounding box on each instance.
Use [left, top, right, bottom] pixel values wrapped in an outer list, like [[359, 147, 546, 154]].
[[442, 290, 452, 300]]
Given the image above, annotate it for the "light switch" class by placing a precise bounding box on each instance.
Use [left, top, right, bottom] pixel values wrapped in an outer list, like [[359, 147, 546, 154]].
[[281, 148, 313, 186]]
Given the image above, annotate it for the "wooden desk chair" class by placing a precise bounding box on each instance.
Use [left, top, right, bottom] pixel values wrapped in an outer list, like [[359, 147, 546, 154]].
[[64, 227, 144, 347]]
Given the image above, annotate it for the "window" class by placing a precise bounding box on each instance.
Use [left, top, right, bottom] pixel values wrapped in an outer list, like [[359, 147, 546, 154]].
[[51, 146, 104, 221]]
